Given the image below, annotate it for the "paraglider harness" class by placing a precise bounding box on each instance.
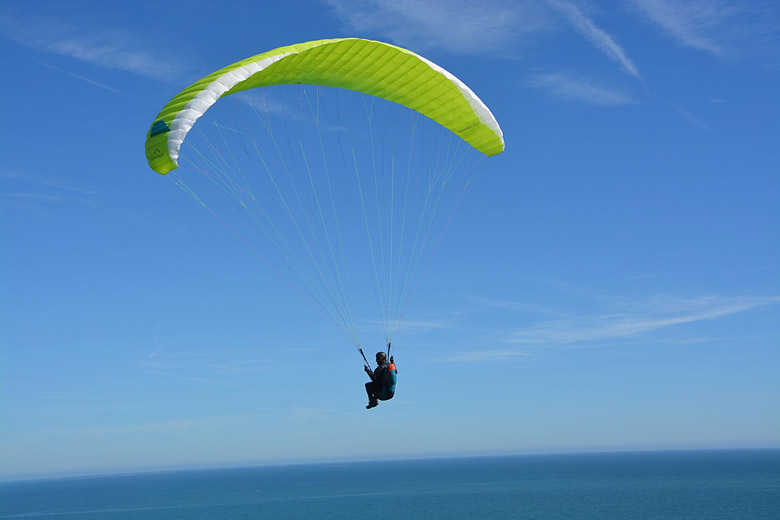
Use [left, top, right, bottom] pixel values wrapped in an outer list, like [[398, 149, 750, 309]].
[[361, 343, 397, 401]]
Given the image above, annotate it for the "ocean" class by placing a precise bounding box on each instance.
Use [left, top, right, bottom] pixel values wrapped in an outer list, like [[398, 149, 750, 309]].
[[1, 450, 778, 519]]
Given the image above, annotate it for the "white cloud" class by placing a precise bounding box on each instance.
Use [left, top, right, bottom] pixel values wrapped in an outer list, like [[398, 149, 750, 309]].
[[629, 0, 735, 55], [670, 102, 712, 130], [0, 170, 98, 196], [0, 6, 189, 81], [443, 294, 780, 361], [277, 407, 357, 425], [524, 71, 636, 105], [467, 297, 563, 315], [38, 62, 122, 94], [0, 169, 100, 215], [628, 0, 780, 60], [446, 349, 532, 362], [139, 348, 272, 387], [56, 414, 265, 437], [546, 0, 642, 78], [507, 295, 780, 347], [324, 0, 555, 55]]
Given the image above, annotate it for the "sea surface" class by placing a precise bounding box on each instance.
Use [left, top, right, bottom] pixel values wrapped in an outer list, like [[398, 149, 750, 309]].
[[1, 450, 778, 519]]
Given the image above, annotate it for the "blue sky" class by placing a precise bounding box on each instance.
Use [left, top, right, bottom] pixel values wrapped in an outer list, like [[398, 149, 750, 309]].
[[1, 0, 779, 480]]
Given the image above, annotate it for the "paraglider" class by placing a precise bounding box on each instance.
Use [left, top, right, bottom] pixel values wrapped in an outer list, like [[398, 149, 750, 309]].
[[144, 38, 504, 404], [364, 349, 397, 409]]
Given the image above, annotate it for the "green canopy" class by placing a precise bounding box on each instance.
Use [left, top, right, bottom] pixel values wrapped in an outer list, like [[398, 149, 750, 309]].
[[145, 38, 504, 175]]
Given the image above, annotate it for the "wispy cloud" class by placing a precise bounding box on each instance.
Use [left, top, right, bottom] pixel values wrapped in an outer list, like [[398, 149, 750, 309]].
[[670, 102, 712, 130], [546, 0, 642, 78], [467, 297, 562, 316], [278, 407, 357, 425], [1, 170, 98, 196], [38, 61, 122, 94], [628, 0, 780, 61], [324, 0, 555, 55], [0, 169, 100, 215], [56, 414, 264, 437], [508, 295, 776, 346], [629, 0, 730, 55], [444, 294, 780, 361], [447, 349, 532, 362], [139, 348, 272, 387], [524, 72, 636, 105], [0, 5, 189, 81]]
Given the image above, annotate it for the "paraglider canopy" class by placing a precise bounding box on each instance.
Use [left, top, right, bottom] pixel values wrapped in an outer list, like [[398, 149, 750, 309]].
[[145, 38, 504, 175]]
